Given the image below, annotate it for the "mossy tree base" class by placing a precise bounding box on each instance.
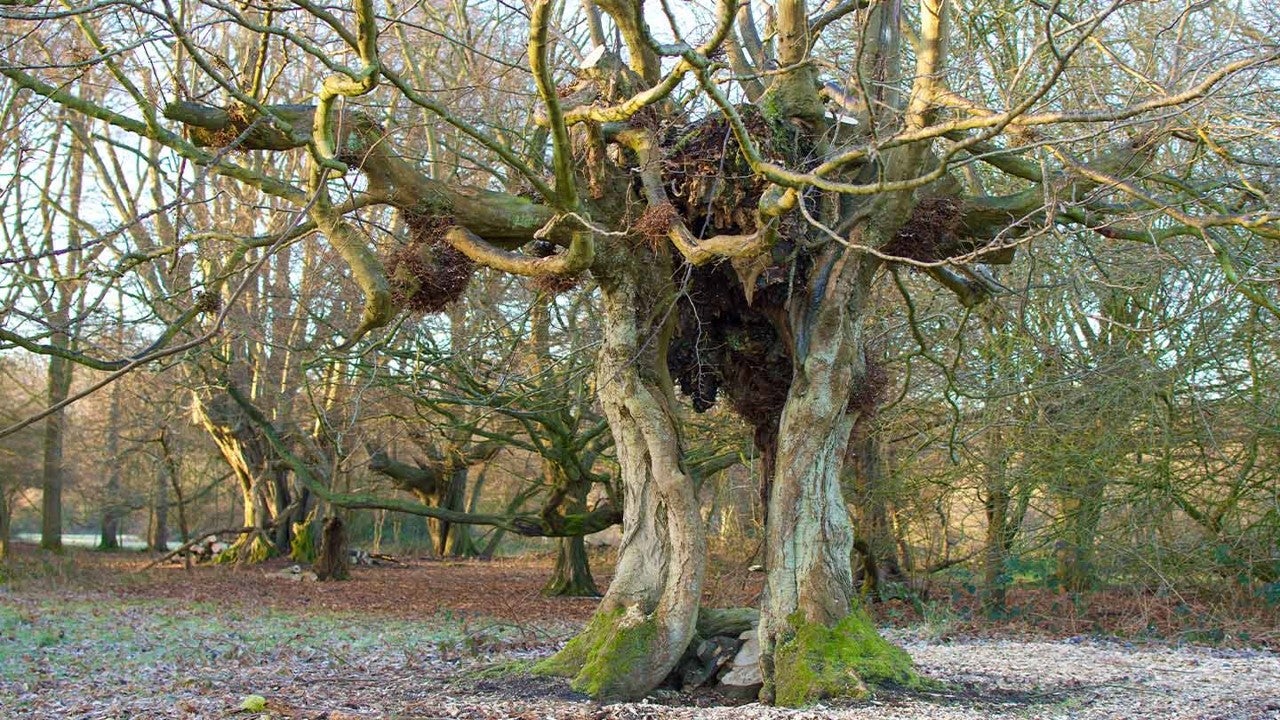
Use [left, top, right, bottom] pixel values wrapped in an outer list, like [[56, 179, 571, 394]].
[[533, 606, 662, 701], [770, 610, 916, 707], [290, 518, 318, 564], [213, 532, 275, 564]]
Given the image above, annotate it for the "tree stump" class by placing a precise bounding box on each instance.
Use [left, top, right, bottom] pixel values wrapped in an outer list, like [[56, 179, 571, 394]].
[[314, 516, 349, 581]]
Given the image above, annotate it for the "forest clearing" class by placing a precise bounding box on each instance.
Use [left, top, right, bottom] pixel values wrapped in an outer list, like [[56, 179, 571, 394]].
[[2, 548, 1278, 719], [3, 0, 1280, 715]]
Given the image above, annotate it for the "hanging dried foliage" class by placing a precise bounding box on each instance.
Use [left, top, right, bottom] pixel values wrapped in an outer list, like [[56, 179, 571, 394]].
[[386, 213, 475, 313], [661, 106, 799, 237], [880, 194, 965, 262], [668, 263, 792, 428], [634, 201, 681, 248], [529, 271, 582, 295]]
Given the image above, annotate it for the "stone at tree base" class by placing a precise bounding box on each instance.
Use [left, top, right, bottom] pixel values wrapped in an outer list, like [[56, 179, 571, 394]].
[[679, 635, 741, 689], [717, 630, 763, 700]]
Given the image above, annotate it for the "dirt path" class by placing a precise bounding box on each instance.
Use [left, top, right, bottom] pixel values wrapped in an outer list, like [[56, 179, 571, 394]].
[[1, 548, 1278, 719]]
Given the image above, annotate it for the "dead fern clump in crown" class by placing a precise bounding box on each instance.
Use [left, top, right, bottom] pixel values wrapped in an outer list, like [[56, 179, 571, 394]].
[[529, 271, 582, 295], [668, 263, 792, 429], [634, 201, 681, 248], [662, 105, 800, 237], [847, 355, 889, 417], [386, 213, 475, 313], [881, 194, 965, 263]]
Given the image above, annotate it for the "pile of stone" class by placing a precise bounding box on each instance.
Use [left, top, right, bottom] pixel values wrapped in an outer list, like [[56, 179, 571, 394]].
[[670, 609, 763, 700]]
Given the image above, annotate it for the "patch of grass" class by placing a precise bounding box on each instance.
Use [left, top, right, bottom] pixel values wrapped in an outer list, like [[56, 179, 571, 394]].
[[467, 658, 536, 679], [0, 594, 525, 688]]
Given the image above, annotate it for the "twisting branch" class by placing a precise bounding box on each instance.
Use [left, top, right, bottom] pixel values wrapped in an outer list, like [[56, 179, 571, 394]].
[[529, 0, 579, 210], [312, 0, 381, 172]]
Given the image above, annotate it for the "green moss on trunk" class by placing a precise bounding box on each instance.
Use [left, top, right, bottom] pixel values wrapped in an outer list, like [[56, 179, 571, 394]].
[[214, 533, 275, 564], [290, 519, 317, 563], [772, 610, 916, 707], [533, 606, 660, 700]]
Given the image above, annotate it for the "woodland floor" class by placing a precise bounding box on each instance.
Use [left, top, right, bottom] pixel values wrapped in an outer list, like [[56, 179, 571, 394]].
[[1, 544, 1278, 719]]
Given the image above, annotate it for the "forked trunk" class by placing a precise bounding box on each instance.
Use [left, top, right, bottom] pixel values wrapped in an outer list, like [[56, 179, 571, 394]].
[[758, 253, 913, 706], [535, 269, 705, 701], [431, 465, 479, 557], [192, 390, 278, 563]]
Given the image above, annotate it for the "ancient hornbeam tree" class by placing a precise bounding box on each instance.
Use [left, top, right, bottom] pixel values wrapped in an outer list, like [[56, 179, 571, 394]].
[[2, 0, 1277, 706]]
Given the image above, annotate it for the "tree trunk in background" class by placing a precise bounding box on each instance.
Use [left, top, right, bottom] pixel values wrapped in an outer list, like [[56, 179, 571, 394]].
[[982, 427, 1019, 614], [848, 428, 902, 600], [430, 465, 479, 557], [40, 345, 72, 552], [99, 381, 123, 550], [545, 535, 599, 597], [148, 467, 170, 552], [268, 467, 295, 552], [192, 389, 278, 562], [314, 515, 350, 580], [0, 488, 11, 559], [759, 251, 912, 706], [1056, 474, 1106, 593], [536, 264, 705, 701], [159, 430, 190, 545], [540, 458, 600, 597]]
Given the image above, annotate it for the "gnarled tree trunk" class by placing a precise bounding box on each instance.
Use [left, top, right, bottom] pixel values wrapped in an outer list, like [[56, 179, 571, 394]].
[[758, 250, 913, 706], [541, 460, 599, 597], [192, 389, 279, 562], [536, 263, 705, 701]]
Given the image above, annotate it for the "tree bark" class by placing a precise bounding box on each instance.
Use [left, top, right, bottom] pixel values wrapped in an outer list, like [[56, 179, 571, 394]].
[[535, 262, 705, 701], [192, 389, 278, 562], [0, 487, 11, 559], [982, 425, 1019, 614], [1056, 474, 1106, 593], [99, 381, 124, 550], [40, 346, 72, 552], [544, 535, 599, 597], [159, 429, 190, 546], [148, 465, 170, 552], [848, 427, 902, 600], [758, 250, 913, 706], [315, 515, 350, 581]]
